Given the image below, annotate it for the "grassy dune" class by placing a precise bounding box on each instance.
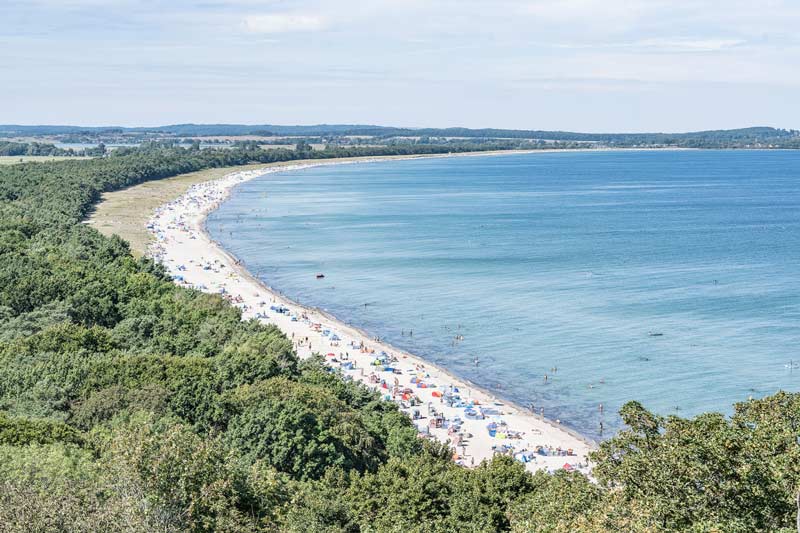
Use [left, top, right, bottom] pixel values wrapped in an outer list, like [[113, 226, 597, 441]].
[[86, 163, 271, 255], [0, 155, 91, 165]]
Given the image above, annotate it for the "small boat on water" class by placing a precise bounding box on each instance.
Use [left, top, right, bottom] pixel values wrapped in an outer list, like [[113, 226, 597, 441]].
[[316, 273, 325, 279], [648, 332, 664, 337]]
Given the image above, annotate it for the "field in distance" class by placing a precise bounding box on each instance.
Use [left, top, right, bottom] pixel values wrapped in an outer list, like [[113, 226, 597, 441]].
[[0, 155, 92, 165]]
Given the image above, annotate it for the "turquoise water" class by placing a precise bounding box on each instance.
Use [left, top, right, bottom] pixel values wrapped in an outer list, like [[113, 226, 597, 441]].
[[206, 151, 800, 440]]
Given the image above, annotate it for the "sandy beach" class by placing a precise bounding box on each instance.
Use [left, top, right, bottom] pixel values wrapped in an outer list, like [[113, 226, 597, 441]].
[[146, 156, 594, 474]]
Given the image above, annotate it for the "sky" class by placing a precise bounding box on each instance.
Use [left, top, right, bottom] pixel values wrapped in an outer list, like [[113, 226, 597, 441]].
[[2, 0, 799, 132]]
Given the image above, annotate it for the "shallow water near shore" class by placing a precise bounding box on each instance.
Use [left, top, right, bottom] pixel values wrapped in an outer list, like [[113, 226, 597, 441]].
[[206, 150, 800, 440]]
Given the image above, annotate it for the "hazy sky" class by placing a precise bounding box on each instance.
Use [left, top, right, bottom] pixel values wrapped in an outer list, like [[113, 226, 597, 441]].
[[2, 0, 799, 131]]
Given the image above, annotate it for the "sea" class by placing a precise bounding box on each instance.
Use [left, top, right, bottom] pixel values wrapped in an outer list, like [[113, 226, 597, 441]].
[[206, 150, 800, 440]]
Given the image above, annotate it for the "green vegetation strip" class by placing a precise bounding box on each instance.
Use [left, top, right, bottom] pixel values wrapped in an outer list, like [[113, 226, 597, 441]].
[[87, 163, 268, 255]]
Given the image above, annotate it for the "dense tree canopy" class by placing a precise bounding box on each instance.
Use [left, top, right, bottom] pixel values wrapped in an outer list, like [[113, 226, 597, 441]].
[[0, 140, 78, 157], [0, 145, 798, 531]]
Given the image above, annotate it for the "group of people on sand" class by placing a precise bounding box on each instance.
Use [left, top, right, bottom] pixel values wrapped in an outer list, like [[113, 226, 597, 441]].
[[325, 340, 584, 470]]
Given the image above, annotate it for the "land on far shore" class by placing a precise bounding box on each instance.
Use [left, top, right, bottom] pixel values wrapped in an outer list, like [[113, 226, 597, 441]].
[[3, 124, 799, 155]]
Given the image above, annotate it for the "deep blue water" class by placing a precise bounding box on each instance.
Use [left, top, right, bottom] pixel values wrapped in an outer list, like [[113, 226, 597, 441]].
[[206, 151, 800, 440]]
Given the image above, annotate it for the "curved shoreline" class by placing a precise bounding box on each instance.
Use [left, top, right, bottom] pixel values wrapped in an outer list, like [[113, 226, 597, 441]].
[[147, 152, 599, 473], [206, 228, 596, 450]]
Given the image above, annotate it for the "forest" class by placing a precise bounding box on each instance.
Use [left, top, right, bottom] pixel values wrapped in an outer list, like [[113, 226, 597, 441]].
[[0, 143, 799, 532], [0, 141, 76, 157]]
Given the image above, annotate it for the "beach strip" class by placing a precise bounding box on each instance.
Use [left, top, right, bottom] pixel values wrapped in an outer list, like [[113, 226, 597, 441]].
[[147, 157, 595, 474]]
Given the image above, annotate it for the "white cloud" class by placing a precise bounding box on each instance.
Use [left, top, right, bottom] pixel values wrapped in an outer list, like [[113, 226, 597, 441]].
[[242, 13, 326, 34], [519, 0, 655, 30], [633, 38, 746, 52], [5, 0, 800, 128], [553, 38, 747, 53]]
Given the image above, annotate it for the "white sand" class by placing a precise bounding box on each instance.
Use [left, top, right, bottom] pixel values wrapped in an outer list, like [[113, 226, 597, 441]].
[[147, 157, 595, 474]]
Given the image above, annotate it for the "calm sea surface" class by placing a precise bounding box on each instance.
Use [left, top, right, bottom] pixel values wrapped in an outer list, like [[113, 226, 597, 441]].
[[206, 150, 800, 439]]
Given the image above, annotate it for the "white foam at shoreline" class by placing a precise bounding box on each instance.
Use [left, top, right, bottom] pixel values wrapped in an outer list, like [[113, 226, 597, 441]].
[[146, 156, 595, 474]]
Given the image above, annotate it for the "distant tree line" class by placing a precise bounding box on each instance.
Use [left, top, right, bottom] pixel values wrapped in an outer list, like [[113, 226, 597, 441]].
[[3, 124, 800, 149]]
